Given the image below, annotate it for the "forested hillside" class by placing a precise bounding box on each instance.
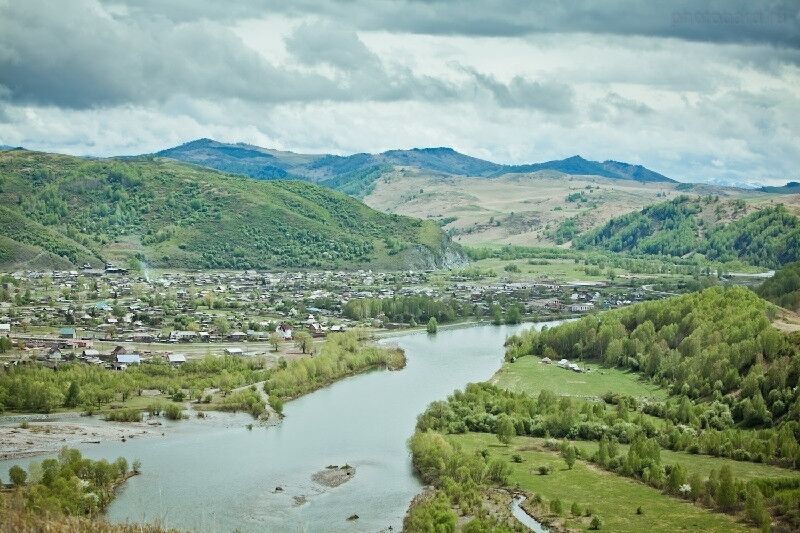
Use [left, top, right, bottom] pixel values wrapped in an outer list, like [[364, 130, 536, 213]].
[[759, 261, 800, 312], [0, 150, 462, 270], [575, 196, 800, 268], [506, 286, 798, 426]]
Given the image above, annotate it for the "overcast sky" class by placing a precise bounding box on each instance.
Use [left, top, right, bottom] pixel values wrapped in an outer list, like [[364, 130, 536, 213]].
[[0, 1, 798, 184]]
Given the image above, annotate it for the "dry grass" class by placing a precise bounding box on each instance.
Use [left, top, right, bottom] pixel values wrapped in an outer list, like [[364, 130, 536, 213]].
[[0, 494, 177, 533], [363, 168, 787, 247]]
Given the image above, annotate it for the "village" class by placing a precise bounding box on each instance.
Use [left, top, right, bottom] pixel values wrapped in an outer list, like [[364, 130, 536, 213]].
[[0, 265, 651, 370]]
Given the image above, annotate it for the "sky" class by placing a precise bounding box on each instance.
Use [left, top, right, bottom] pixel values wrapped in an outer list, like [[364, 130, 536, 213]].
[[0, 1, 798, 184]]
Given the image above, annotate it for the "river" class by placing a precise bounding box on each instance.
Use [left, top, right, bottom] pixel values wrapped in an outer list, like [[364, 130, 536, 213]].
[[1, 321, 558, 532]]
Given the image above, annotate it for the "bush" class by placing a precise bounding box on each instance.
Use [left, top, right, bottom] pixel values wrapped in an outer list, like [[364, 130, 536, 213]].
[[9, 465, 27, 486], [105, 409, 142, 422], [550, 498, 563, 515], [538, 465, 551, 475], [511, 454, 523, 463], [571, 502, 582, 516], [590, 516, 603, 530], [163, 403, 185, 420]]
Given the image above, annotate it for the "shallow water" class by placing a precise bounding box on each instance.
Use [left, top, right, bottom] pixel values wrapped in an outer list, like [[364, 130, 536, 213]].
[[1, 321, 559, 532]]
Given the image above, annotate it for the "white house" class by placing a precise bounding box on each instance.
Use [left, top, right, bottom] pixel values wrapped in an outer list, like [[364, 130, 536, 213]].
[[224, 347, 243, 356]]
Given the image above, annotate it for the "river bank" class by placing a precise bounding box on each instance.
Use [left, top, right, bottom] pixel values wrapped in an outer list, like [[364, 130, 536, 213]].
[[0, 323, 539, 532], [0, 419, 166, 460]]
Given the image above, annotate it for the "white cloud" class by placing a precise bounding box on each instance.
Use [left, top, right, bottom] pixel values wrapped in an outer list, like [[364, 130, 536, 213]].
[[0, 0, 798, 184]]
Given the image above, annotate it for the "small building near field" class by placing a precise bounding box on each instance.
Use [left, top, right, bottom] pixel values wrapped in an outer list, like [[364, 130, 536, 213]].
[[224, 347, 243, 356], [59, 327, 76, 339], [168, 353, 187, 366]]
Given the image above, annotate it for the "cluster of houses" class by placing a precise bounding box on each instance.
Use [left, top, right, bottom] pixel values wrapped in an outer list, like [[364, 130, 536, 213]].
[[0, 267, 651, 368]]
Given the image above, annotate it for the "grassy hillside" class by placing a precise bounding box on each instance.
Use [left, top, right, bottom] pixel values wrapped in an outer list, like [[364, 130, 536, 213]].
[[575, 196, 800, 268], [0, 150, 462, 270]]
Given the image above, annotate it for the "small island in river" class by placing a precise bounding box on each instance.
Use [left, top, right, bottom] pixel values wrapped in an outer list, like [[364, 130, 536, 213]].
[[312, 464, 356, 488]]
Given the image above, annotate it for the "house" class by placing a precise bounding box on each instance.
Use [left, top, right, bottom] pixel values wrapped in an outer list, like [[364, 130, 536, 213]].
[[224, 347, 243, 356], [82, 348, 100, 358], [112, 353, 140, 370], [167, 353, 187, 366], [228, 331, 247, 342], [47, 347, 63, 361], [278, 323, 293, 340], [0, 323, 10, 335], [570, 302, 594, 313], [307, 322, 325, 337], [110, 345, 127, 357], [59, 327, 76, 339]]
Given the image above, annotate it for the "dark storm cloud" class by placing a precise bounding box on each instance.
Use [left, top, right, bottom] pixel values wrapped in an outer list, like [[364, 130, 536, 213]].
[[107, 0, 800, 48]]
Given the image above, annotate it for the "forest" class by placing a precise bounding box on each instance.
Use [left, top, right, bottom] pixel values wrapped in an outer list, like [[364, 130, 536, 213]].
[[574, 196, 800, 268], [0, 150, 455, 270], [758, 260, 800, 312], [505, 286, 800, 427]]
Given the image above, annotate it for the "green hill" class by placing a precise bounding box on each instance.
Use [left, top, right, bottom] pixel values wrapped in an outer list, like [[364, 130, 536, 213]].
[[574, 196, 800, 268], [0, 150, 464, 270], [758, 261, 800, 311]]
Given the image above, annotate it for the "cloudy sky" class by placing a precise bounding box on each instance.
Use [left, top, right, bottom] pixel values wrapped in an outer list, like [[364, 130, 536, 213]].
[[0, 1, 798, 184]]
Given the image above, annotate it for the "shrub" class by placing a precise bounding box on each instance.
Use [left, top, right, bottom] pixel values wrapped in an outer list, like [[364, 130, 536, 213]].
[[105, 409, 142, 422], [163, 403, 185, 420], [590, 516, 603, 530], [9, 465, 27, 486], [538, 465, 551, 475], [550, 498, 563, 515]]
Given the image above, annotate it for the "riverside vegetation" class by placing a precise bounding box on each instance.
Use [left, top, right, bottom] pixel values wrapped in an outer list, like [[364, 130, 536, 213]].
[[407, 286, 800, 532], [0, 331, 404, 420], [1, 447, 135, 517]]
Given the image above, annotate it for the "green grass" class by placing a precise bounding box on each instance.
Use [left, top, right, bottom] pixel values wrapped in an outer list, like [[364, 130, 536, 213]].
[[452, 432, 755, 533], [492, 356, 668, 401]]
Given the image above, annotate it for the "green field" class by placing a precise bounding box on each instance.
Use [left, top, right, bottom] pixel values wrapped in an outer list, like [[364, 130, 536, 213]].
[[492, 356, 668, 401], [452, 432, 755, 533]]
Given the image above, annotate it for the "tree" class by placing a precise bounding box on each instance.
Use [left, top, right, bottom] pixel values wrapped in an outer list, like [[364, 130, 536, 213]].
[[495, 414, 515, 445], [505, 305, 521, 325], [294, 331, 313, 354], [213, 316, 230, 336], [491, 305, 503, 326], [427, 317, 438, 334], [667, 463, 687, 494], [550, 498, 563, 515], [9, 465, 26, 486], [597, 435, 609, 467], [589, 516, 603, 530], [64, 381, 80, 408], [744, 484, 769, 528], [571, 502, 582, 516], [716, 465, 736, 512], [563, 443, 577, 470], [269, 332, 282, 352]]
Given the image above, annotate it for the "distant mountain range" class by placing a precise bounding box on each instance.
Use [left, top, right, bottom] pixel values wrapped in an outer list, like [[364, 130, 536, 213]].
[[759, 181, 800, 194], [152, 139, 675, 195]]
